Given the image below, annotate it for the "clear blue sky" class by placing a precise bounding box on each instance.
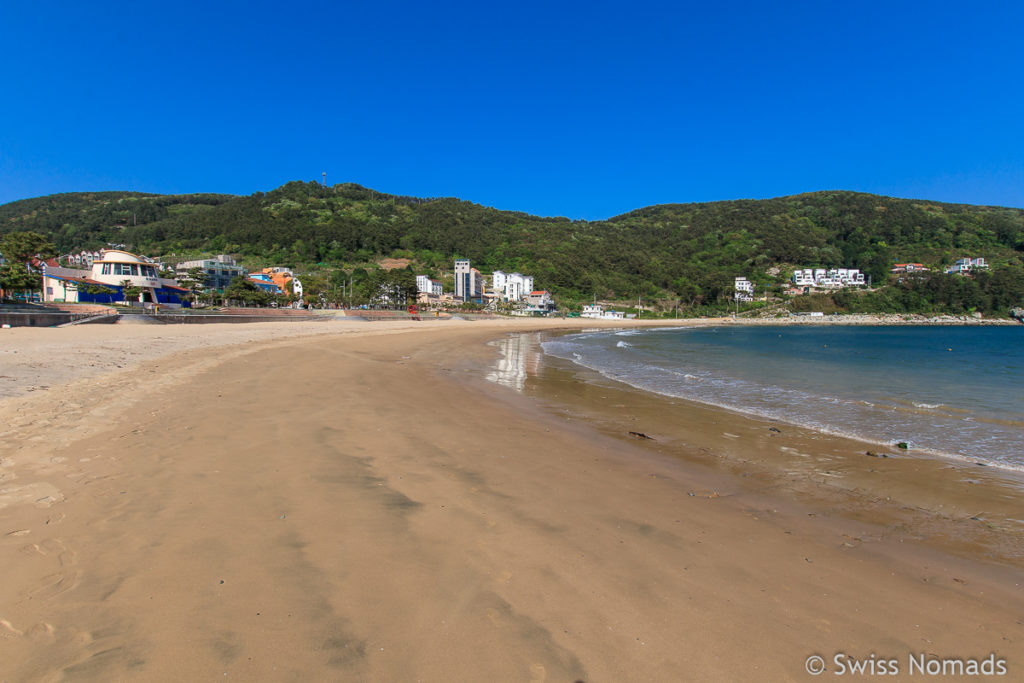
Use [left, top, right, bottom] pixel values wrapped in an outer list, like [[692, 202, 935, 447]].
[[2, 1, 1022, 219]]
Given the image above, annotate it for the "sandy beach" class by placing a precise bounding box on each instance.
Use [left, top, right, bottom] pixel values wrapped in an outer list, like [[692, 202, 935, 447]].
[[1, 318, 1022, 681]]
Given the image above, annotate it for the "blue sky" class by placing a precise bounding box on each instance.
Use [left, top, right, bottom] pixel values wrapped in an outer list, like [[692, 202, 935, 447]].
[[2, 1, 1022, 219]]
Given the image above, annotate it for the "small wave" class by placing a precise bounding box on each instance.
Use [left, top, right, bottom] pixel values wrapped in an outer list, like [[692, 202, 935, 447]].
[[615, 330, 641, 337], [914, 402, 944, 410], [616, 341, 632, 348], [666, 369, 701, 380]]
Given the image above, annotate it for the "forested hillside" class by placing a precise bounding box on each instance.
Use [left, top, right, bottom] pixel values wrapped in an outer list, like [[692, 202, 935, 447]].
[[3, 182, 1023, 314]]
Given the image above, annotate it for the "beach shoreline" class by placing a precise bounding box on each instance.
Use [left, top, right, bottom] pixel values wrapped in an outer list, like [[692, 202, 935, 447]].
[[497, 330, 1024, 565], [1, 319, 1022, 680]]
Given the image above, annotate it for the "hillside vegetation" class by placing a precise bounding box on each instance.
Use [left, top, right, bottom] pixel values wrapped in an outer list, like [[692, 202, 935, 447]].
[[2, 182, 1023, 315]]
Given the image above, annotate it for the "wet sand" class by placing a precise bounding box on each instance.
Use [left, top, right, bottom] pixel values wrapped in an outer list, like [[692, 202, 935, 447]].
[[1, 320, 1022, 681]]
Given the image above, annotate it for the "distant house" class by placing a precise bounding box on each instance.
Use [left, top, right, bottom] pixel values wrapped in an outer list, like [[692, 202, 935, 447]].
[[525, 290, 556, 315], [581, 304, 624, 319], [791, 267, 865, 288], [174, 255, 246, 291], [891, 263, 929, 274], [65, 250, 103, 268], [260, 267, 301, 297], [492, 271, 534, 302], [734, 277, 754, 301], [416, 275, 443, 296], [247, 273, 284, 295], [945, 257, 988, 276]]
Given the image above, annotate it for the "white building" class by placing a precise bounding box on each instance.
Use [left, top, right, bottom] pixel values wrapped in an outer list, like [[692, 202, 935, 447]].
[[416, 275, 443, 296], [492, 270, 534, 302], [491, 270, 507, 295], [791, 267, 865, 289], [734, 277, 754, 301], [66, 250, 103, 268], [946, 257, 988, 275], [792, 269, 814, 286], [454, 259, 470, 299], [581, 304, 625, 319], [454, 259, 484, 301]]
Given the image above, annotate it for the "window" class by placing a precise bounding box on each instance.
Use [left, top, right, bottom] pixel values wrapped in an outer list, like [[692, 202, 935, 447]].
[[46, 287, 53, 294], [102, 263, 111, 275], [130, 264, 138, 276]]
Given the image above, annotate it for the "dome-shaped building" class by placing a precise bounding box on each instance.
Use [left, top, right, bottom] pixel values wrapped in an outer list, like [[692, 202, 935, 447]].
[[42, 250, 190, 306]]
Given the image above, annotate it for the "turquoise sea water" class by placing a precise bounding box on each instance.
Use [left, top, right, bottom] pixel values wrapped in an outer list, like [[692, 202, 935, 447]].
[[542, 326, 1024, 471]]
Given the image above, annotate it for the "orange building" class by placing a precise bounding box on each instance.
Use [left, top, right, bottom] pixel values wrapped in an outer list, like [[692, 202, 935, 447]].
[[260, 268, 302, 297]]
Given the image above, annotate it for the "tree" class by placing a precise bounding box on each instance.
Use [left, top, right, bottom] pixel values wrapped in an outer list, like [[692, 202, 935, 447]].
[[224, 277, 269, 306], [298, 272, 329, 306], [0, 231, 56, 298], [367, 269, 418, 308], [177, 266, 207, 303], [121, 279, 143, 304], [85, 283, 116, 296]]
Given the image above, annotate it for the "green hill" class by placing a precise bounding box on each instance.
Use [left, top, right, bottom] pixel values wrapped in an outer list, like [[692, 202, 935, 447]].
[[3, 182, 1023, 315]]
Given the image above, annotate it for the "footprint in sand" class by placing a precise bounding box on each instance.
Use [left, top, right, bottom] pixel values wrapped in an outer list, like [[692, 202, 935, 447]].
[[530, 663, 547, 682], [0, 618, 24, 639]]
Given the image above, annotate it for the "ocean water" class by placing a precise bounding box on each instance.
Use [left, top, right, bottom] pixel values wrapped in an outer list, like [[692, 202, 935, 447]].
[[541, 326, 1024, 471]]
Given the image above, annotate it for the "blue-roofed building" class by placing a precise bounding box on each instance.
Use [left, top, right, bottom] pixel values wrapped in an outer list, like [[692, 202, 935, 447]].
[[247, 273, 284, 294]]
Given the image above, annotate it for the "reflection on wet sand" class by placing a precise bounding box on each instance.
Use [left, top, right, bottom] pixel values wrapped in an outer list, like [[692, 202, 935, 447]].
[[486, 333, 542, 392]]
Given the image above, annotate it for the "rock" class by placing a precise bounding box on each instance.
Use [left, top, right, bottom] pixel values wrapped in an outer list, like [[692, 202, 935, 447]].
[[629, 431, 654, 440]]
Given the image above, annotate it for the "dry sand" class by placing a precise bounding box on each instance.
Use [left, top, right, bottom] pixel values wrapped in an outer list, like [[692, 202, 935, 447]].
[[0, 319, 1022, 681]]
